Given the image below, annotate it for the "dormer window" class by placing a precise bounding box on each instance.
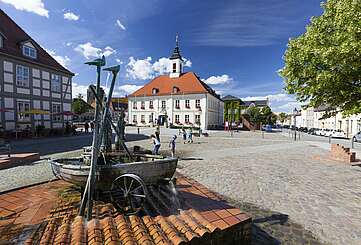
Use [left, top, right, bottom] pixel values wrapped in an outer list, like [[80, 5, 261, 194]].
[[152, 88, 159, 95], [22, 44, 37, 59], [173, 86, 180, 93]]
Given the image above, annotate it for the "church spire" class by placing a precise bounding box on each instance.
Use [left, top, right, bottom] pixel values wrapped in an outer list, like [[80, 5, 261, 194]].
[[170, 33, 183, 61]]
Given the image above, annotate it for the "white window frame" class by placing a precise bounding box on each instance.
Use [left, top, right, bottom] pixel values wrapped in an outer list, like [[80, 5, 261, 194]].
[[195, 115, 201, 123], [185, 115, 190, 123], [16, 65, 30, 87], [141, 101, 145, 109], [185, 100, 190, 109], [149, 100, 153, 109], [52, 104, 62, 122], [51, 74, 61, 92], [141, 115, 145, 123], [175, 115, 180, 123], [196, 99, 201, 108], [17, 101, 30, 121], [133, 115, 137, 123], [175, 100, 180, 109], [22, 45, 37, 59], [149, 114, 153, 123], [133, 101, 137, 109], [161, 100, 166, 109]]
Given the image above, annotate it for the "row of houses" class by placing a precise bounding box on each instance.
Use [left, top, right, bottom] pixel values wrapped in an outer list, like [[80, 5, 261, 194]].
[[0, 10, 74, 131], [289, 106, 361, 137]]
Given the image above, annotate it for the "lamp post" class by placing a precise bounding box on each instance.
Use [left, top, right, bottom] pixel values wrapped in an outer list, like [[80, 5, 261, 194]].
[[293, 108, 298, 141]]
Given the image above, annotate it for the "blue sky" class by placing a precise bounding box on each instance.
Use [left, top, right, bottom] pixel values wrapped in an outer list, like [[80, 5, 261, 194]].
[[0, 0, 323, 112]]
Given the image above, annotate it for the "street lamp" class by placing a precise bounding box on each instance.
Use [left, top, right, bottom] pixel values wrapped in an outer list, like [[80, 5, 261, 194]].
[[293, 107, 298, 141]]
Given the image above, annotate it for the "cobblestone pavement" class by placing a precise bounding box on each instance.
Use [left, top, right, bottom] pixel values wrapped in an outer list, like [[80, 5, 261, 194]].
[[2, 127, 360, 244], [127, 128, 361, 245], [0, 150, 81, 192]]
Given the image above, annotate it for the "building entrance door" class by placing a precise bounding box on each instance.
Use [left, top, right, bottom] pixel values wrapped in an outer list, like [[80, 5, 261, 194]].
[[158, 115, 167, 126]]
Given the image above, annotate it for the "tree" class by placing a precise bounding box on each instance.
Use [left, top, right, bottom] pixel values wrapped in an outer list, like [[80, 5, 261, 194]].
[[72, 94, 91, 115], [279, 0, 361, 116], [278, 112, 288, 123], [246, 107, 263, 124], [260, 106, 272, 124]]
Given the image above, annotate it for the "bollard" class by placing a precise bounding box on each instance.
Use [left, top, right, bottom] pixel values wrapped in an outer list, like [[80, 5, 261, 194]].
[[351, 137, 354, 149], [328, 135, 331, 144]]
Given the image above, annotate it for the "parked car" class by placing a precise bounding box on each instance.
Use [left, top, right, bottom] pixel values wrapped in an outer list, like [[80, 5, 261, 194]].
[[307, 128, 317, 135], [331, 130, 346, 138], [324, 129, 333, 137], [353, 132, 361, 142], [314, 129, 324, 136], [262, 125, 273, 132]]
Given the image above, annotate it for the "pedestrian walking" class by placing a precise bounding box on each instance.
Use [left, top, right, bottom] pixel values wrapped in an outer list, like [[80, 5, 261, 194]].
[[169, 135, 177, 157], [151, 134, 161, 155], [187, 128, 193, 144], [137, 127, 140, 134], [90, 121, 94, 132], [84, 121, 89, 133], [182, 128, 187, 144]]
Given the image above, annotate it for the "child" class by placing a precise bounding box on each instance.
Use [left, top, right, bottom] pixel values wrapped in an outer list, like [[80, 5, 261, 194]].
[[182, 128, 187, 144], [151, 134, 161, 155], [169, 135, 177, 157], [187, 128, 193, 144]]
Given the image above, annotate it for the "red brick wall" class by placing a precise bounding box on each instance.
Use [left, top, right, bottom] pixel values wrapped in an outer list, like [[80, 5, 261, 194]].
[[330, 144, 356, 163]]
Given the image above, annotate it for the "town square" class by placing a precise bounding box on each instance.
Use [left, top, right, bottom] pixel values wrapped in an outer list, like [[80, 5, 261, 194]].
[[0, 0, 360, 244]]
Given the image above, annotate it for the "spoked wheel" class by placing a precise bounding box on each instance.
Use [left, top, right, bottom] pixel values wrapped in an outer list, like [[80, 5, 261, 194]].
[[110, 174, 147, 215]]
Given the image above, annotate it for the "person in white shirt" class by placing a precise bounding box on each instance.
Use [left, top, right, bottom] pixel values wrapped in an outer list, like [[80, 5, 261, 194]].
[[151, 134, 161, 155]]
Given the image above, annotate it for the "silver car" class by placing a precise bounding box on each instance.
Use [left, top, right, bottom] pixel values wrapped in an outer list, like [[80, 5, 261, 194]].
[[353, 132, 361, 142]]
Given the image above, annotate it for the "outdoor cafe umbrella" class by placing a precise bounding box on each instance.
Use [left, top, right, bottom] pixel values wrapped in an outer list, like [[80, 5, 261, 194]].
[[20, 109, 50, 125]]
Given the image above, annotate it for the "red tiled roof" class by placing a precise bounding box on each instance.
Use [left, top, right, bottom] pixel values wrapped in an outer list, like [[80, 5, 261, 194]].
[[19, 176, 251, 244], [129, 72, 221, 99], [0, 9, 73, 75]]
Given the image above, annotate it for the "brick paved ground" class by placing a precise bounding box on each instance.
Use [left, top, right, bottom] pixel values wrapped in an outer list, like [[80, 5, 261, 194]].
[[0, 181, 71, 243], [126, 128, 361, 245]]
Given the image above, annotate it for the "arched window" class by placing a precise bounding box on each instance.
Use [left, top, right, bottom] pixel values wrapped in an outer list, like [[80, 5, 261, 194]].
[[152, 88, 159, 95]]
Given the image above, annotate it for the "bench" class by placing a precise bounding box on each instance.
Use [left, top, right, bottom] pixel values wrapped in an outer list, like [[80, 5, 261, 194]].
[[0, 138, 10, 157]]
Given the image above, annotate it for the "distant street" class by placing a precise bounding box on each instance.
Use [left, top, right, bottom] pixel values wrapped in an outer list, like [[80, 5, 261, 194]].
[[9, 131, 148, 156]]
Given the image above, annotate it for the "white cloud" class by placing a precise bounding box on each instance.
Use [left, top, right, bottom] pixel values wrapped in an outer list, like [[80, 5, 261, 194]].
[[126, 57, 154, 80], [45, 49, 70, 68], [74, 42, 116, 59], [242, 93, 292, 103], [116, 19, 126, 30], [72, 82, 88, 98], [119, 84, 143, 94], [0, 0, 49, 17], [66, 42, 72, 47], [102, 46, 116, 57], [126, 56, 192, 80], [203, 74, 232, 85], [64, 11, 79, 21], [115, 58, 124, 64]]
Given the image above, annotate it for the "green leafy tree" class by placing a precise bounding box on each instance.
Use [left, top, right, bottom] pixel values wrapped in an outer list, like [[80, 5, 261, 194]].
[[246, 107, 263, 124], [280, 0, 361, 116], [278, 112, 288, 123], [72, 94, 91, 115]]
